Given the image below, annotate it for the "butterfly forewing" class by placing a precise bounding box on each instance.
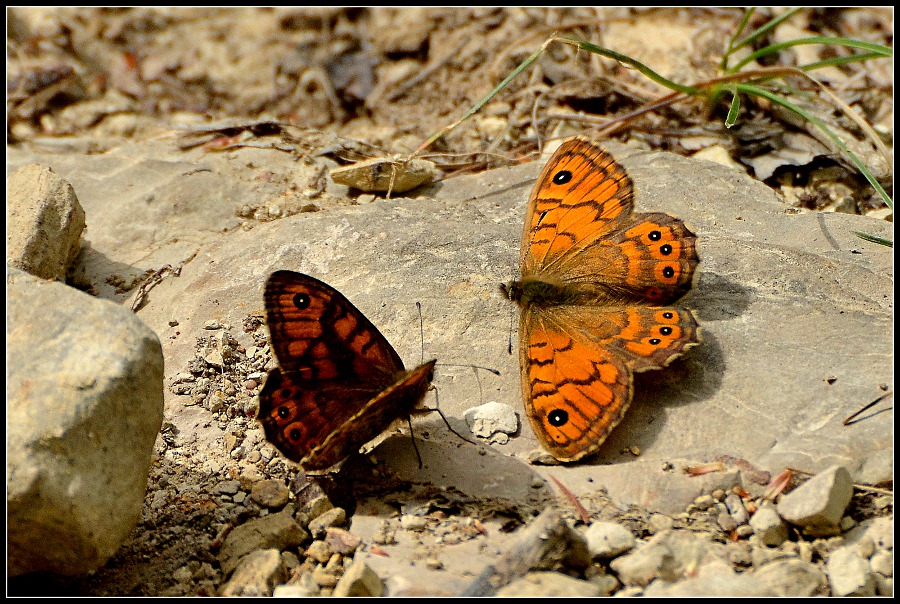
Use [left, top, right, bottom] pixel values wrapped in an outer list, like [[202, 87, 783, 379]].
[[265, 270, 404, 381], [259, 360, 435, 469], [522, 138, 699, 306], [301, 360, 436, 469], [522, 137, 635, 276]]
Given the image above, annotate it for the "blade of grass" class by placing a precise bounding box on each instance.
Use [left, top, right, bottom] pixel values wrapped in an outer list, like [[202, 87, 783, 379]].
[[717, 65, 892, 170], [416, 39, 551, 153], [722, 8, 756, 70], [730, 36, 892, 72], [737, 83, 892, 211], [729, 8, 804, 55], [725, 90, 741, 127], [800, 52, 889, 71], [852, 232, 893, 247], [558, 36, 699, 95]]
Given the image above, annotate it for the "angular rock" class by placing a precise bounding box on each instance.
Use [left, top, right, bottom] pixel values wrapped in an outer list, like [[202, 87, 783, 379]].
[[7, 164, 85, 281], [219, 549, 285, 597], [826, 546, 877, 596], [644, 567, 774, 597], [7, 268, 164, 577], [749, 504, 789, 547], [777, 465, 853, 529], [610, 530, 728, 588], [463, 401, 519, 439], [754, 558, 825, 596], [308, 507, 347, 538], [250, 479, 290, 509], [584, 521, 636, 559], [496, 571, 604, 597], [218, 507, 309, 576], [332, 560, 385, 597]]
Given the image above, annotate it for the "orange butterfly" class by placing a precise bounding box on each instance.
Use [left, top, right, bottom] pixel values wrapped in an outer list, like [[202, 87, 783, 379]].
[[258, 270, 435, 470], [503, 137, 700, 462]]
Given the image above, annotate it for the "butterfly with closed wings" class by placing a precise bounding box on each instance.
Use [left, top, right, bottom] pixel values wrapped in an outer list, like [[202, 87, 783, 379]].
[[258, 270, 436, 470]]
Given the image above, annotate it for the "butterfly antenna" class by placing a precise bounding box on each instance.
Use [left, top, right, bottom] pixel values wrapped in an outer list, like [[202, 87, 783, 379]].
[[436, 363, 501, 377], [406, 416, 424, 469], [474, 366, 484, 404]]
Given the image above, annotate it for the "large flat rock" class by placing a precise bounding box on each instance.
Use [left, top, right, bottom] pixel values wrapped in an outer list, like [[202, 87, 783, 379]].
[[8, 137, 892, 514]]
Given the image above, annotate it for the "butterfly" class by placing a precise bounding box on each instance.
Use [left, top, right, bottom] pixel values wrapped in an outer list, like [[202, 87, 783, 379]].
[[502, 136, 700, 463], [258, 270, 436, 470]]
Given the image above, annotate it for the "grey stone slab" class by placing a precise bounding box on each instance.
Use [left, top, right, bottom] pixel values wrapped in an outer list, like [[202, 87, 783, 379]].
[[9, 138, 892, 515]]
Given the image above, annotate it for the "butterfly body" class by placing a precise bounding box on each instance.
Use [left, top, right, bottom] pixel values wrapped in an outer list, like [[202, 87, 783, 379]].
[[259, 270, 435, 470], [505, 137, 700, 462]]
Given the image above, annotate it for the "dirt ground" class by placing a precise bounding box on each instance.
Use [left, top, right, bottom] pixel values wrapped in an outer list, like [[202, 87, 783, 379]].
[[8, 7, 893, 213], [7, 7, 893, 596]]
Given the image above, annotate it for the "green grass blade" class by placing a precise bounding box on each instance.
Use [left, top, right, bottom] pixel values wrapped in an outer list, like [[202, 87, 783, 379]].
[[417, 43, 546, 151], [800, 52, 890, 72], [730, 8, 804, 55], [559, 36, 699, 95], [736, 83, 893, 211], [852, 231, 893, 247], [722, 8, 756, 70], [725, 91, 741, 127], [731, 36, 892, 72]]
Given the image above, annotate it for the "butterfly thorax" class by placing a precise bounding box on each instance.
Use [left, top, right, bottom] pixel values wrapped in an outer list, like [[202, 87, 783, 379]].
[[503, 275, 622, 308]]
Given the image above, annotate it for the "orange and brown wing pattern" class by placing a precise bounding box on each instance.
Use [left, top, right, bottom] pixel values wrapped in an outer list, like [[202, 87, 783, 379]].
[[601, 213, 699, 304], [522, 137, 635, 275], [519, 306, 632, 462], [259, 270, 432, 469], [557, 212, 698, 306], [258, 369, 375, 465], [301, 360, 435, 469], [511, 137, 701, 464], [519, 304, 699, 461], [542, 305, 700, 373], [264, 270, 404, 381], [523, 138, 699, 306], [259, 360, 435, 469]]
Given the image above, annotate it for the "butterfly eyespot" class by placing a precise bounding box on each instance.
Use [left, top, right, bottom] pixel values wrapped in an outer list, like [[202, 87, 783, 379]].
[[648, 230, 662, 241], [662, 266, 675, 279], [548, 409, 569, 427], [662, 311, 674, 319], [289, 427, 302, 442], [660, 326, 673, 336], [552, 170, 572, 185], [292, 292, 311, 310], [277, 406, 291, 419], [649, 338, 661, 345], [660, 244, 673, 256]]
